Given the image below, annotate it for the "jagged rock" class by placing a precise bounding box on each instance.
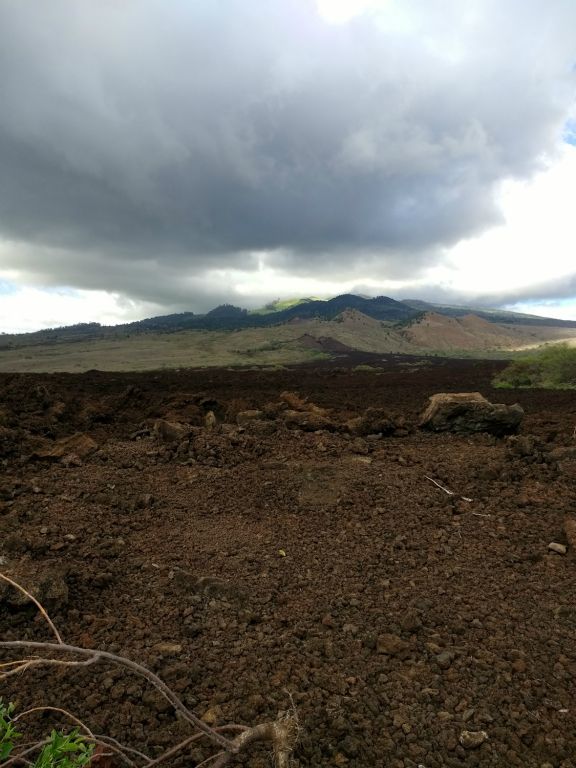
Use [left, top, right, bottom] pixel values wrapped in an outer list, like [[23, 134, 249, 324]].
[[420, 392, 523, 436], [281, 410, 335, 432], [153, 419, 189, 443], [236, 410, 264, 426], [279, 391, 326, 414], [244, 420, 278, 436], [346, 407, 395, 436], [33, 433, 99, 461], [376, 633, 408, 655]]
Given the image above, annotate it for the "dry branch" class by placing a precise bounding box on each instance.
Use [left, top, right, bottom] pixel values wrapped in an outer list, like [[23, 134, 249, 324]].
[[0, 573, 63, 643], [0, 571, 299, 767]]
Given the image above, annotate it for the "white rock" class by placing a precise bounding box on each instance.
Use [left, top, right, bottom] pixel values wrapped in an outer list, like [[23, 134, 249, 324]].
[[548, 542, 567, 555], [459, 730, 489, 749]]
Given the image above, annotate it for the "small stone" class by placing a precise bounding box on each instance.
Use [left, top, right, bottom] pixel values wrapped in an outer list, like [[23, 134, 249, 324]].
[[377, 633, 408, 655], [64, 534, 77, 541], [459, 730, 489, 749], [153, 642, 183, 655], [85, 693, 100, 709], [511, 658, 527, 673], [548, 542, 567, 555], [436, 651, 453, 670], [201, 706, 221, 725]]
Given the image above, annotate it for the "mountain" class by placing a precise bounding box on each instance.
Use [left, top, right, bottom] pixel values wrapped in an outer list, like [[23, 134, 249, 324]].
[[271, 294, 417, 323], [401, 300, 576, 328], [3, 305, 576, 372], [250, 297, 320, 315], [401, 312, 525, 351], [2, 294, 576, 353]]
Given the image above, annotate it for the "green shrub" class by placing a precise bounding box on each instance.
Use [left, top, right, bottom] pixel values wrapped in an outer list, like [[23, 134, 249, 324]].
[[494, 343, 576, 389], [0, 700, 93, 768], [0, 700, 20, 761]]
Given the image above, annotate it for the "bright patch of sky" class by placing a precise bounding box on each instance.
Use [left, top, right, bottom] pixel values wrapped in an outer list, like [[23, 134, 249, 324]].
[[427, 143, 576, 297], [564, 119, 576, 146], [315, 0, 387, 24], [0, 284, 160, 334]]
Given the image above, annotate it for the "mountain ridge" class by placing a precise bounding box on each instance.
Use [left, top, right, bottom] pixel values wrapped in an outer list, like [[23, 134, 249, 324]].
[[2, 294, 576, 351]]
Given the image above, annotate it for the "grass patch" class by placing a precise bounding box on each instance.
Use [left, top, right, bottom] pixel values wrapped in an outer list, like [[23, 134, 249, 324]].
[[353, 364, 380, 372], [493, 343, 576, 389]]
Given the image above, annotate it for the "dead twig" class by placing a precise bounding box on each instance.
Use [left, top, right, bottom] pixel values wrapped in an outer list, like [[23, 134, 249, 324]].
[[425, 475, 454, 495], [0, 641, 235, 753], [0, 655, 99, 681], [92, 736, 152, 765], [211, 712, 300, 768], [0, 573, 63, 643], [144, 726, 247, 768], [425, 476, 473, 502], [0, 572, 299, 767], [13, 706, 94, 737]]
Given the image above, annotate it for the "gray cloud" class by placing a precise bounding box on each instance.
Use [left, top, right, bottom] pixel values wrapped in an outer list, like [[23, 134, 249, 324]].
[[353, 273, 576, 314], [0, 0, 575, 306]]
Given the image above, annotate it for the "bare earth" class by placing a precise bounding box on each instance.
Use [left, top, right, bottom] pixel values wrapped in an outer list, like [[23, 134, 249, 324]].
[[1, 357, 575, 767]]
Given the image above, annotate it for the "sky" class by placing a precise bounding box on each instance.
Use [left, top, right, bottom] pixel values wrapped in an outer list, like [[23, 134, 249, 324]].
[[1, 0, 576, 332]]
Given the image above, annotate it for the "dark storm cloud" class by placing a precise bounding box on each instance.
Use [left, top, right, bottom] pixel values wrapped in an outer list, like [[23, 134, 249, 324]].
[[0, 0, 575, 302]]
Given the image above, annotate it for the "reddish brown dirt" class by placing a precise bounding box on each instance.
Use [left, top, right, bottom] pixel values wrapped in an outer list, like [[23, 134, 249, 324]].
[[1, 358, 576, 768]]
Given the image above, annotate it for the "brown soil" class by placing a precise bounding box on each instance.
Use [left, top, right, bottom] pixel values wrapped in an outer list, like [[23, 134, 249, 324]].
[[1, 358, 576, 768]]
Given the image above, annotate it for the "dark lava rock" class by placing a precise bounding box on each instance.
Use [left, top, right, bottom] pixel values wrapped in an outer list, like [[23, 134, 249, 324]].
[[419, 392, 523, 436]]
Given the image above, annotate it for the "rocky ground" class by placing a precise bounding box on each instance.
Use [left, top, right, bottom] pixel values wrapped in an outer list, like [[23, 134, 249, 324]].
[[1, 356, 575, 768]]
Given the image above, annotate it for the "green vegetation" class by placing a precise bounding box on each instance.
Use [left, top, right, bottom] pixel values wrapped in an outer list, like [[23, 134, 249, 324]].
[[0, 700, 20, 761], [494, 343, 576, 389], [34, 731, 93, 768], [249, 296, 321, 315], [0, 700, 93, 768]]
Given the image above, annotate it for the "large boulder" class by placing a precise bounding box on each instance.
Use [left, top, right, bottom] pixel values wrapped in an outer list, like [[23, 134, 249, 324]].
[[420, 392, 523, 436]]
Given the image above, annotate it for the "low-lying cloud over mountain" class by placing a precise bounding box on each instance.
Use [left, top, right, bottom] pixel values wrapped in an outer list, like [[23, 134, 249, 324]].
[[0, 0, 575, 330]]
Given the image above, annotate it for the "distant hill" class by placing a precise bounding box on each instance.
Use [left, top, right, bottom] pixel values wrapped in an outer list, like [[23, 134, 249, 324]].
[[250, 297, 320, 315], [3, 305, 576, 372], [401, 300, 576, 328], [206, 304, 248, 318], [2, 293, 576, 354]]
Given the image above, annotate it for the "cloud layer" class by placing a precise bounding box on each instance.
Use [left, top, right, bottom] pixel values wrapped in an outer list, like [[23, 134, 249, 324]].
[[0, 0, 575, 316]]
